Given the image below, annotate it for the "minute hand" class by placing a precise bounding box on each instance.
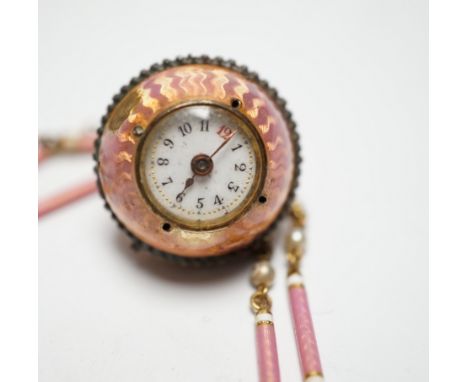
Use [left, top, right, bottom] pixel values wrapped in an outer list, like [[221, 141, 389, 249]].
[[210, 129, 237, 158]]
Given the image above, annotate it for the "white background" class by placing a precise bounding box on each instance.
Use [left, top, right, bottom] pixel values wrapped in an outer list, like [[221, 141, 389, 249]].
[[38, 1, 428, 381]]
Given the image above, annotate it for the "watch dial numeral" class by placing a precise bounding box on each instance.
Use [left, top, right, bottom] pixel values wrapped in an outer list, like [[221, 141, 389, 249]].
[[217, 125, 234, 140], [200, 120, 209, 132], [176, 193, 185, 203], [196, 198, 205, 209], [161, 177, 173, 186], [234, 162, 246, 171], [228, 181, 239, 192], [157, 158, 170, 166], [214, 195, 224, 205], [163, 138, 174, 149], [178, 122, 192, 137], [231, 143, 243, 151]]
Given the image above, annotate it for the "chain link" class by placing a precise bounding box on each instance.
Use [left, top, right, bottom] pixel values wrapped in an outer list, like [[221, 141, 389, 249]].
[[250, 286, 273, 314]]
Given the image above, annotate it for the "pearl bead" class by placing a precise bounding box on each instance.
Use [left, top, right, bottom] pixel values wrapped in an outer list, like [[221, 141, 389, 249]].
[[250, 260, 275, 287], [290, 227, 305, 244], [287, 227, 305, 251]]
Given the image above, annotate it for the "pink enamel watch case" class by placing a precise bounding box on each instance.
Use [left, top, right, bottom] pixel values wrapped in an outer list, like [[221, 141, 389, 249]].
[[94, 56, 301, 264]]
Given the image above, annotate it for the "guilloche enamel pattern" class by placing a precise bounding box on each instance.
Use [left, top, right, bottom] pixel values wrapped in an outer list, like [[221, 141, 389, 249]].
[[95, 57, 300, 260]]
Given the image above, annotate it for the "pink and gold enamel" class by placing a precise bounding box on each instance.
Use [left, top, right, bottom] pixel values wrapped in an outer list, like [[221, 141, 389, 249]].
[[98, 64, 295, 258], [289, 283, 323, 380], [256, 317, 281, 382]]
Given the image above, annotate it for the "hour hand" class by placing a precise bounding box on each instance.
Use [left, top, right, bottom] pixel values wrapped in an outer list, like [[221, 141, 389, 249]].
[[176, 177, 195, 202], [184, 177, 195, 189]]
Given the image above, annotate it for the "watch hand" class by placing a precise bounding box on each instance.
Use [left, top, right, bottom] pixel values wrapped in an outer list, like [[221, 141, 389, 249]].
[[176, 127, 237, 202], [210, 128, 237, 158], [176, 176, 195, 202]]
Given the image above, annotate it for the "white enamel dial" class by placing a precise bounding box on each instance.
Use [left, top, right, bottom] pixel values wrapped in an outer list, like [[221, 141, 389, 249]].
[[139, 104, 264, 229]]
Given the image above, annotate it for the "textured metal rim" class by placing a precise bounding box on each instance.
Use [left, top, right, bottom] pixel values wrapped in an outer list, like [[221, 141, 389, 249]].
[[93, 55, 301, 267]]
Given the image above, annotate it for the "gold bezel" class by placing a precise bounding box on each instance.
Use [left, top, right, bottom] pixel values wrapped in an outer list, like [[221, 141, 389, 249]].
[[135, 100, 267, 231]]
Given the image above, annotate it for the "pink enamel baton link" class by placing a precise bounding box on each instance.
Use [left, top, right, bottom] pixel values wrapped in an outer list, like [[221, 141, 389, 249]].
[[256, 312, 281, 382], [38, 131, 97, 218], [288, 275, 323, 381], [286, 203, 324, 381], [250, 256, 282, 382]]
